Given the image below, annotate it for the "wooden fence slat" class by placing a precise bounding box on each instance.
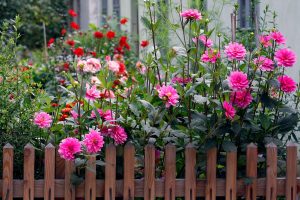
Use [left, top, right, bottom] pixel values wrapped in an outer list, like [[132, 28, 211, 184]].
[[286, 142, 297, 200], [44, 143, 55, 200], [206, 147, 217, 200], [2, 143, 13, 200], [226, 151, 237, 200], [64, 160, 75, 200], [24, 143, 35, 200], [246, 143, 257, 200], [266, 143, 277, 200], [55, 151, 65, 178], [144, 144, 155, 200], [105, 144, 116, 200], [185, 143, 196, 200], [164, 144, 176, 200], [123, 143, 135, 200], [85, 155, 96, 200]]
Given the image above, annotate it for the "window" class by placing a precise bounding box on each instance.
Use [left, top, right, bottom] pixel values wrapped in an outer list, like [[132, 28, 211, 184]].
[[101, 0, 108, 22], [113, 0, 120, 19], [238, 0, 251, 29]]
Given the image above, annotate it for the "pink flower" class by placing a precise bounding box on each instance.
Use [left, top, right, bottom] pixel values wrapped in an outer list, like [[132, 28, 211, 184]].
[[77, 60, 87, 71], [34, 111, 52, 128], [85, 83, 100, 101], [108, 61, 120, 72], [171, 76, 192, 85], [253, 56, 274, 71], [223, 101, 235, 120], [70, 110, 79, 119], [224, 42, 247, 61], [58, 137, 82, 160], [91, 76, 101, 85], [83, 129, 104, 153], [201, 49, 220, 63], [278, 75, 297, 93], [193, 35, 213, 48], [270, 31, 285, 45], [275, 48, 297, 67], [85, 58, 101, 73], [100, 89, 115, 99], [228, 71, 249, 91], [259, 35, 272, 48], [157, 85, 179, 108], [136, 61, 147, 74], [230, 90, 253, 109], [91, 109, 114, 121], [111, 126, 127, 145], [180, 9, 202, 20]]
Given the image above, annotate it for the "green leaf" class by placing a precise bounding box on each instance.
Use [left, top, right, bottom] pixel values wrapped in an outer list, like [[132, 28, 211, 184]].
[[70, 174, 84, 186], [259, 114, 271, 130], [140, 16, 151, 30]]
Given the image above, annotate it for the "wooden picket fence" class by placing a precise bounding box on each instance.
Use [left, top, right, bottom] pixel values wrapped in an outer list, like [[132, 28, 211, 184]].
[[0, 142, 299, 199]]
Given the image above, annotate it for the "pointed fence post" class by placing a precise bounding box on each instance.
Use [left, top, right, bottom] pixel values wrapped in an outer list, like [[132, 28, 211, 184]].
[[105, 144, 116, 200], [206, 147, 217, 200], [164, 144, 176, 200], [123, 143, 135, 200], [44, 144, 55, 200], [226, 150, 237, 200], [144, 144, 155, 200], [24, 143, 35, 200], [85, 155, 96, 200], [286, 142, 297, 200], [266, 143, 277, 200], [185, 143, 196, 200], [246, 143, 257, 200], [2, 143, 14, 200]]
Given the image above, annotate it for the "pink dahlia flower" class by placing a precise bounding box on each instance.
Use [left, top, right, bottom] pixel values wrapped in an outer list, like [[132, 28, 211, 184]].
[[270, 31, 285, 45], [108, 60, 120, 72], [171, 76, 192, 85], [180, 9, 202, 21], [83, 129, 104, 153], [58, 137, 82, 160], [77, 60, 87, 71], [275, 48, 297, 67], [91, 109, 114, 121], [85, 58, 101, 73], [222, 101, 236, 120], [100, 89, 115, 99], [34, 111, 52, 128], [192, 35, 213, 48], [157, 85, 179, 108], [253, 56, 274, 71], [201, 49, 220, 63], [278, 75, 297, 93], [230, 90, 253, 109], [111, 125, 127, 145], [85, 83, 100, 101], [228, 71, 249, 91], [259, 35, 272, 48], [70, 110, 79, 119], [224, 42, 247, 61]]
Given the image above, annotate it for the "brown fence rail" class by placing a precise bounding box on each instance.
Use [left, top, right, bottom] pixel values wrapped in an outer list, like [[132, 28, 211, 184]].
[[0, 142, 299, 199]]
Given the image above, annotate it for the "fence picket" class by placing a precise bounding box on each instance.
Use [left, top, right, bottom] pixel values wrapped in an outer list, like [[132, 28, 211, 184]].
[[24, 143, 35, 200], [246, 143, 257, 200], [206, 147, 217, 200], [123, 143, 135, 200], [164, 144, 176, 200], [286, 142, 297, 200], [226, 151, 237, 200], [185, 143, 196, 200], [105, 144, 116, 200], [144, 144, 155, 200], [64, 160, 75, 200], [44, 144, 55, 200], [85, 155, 96, 200], [266, 143, 277, 200], [2, 143, 13, 200]]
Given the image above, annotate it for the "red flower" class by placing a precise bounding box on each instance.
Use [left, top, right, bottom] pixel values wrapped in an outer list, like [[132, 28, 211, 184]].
[[47, 38, 55, 47], [66, 39, 75, 47], [63, 63, 70, 71], [61, 28, 67, 36], [114, 46, 124, 55], [51, 103, 59, 107], [94, 31, 104, 39], [70, 21, 80, 30], [68, 9, 77, 17], [90, 51, 97, 57], [120, 18, 128, 25], [141, 40, 149, 48], [106, 30, 115, 39], [124, 43, 131, 50], [119, 36, 127, 46], [118, 62, 126, 75], [73, 47, 84, 57]]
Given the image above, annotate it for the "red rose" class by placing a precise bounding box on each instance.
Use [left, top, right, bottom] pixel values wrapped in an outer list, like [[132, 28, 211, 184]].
[[119, 36, 127, 46], [141, 40, 149, 48], [106, 30, 115, 39], [73, 47, 84, 57], [68, 9, 77, 17], [63, 62, 70, 71], [66, 39, 75, 47], [47, 38, 55, 47], [118, 62, 126, 75], [120, 18, 128, 25], [70, 21, 80, 30], [94, 31, 104, 39], [61, 28, 67, 36], [90, 51, 97, 57]]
